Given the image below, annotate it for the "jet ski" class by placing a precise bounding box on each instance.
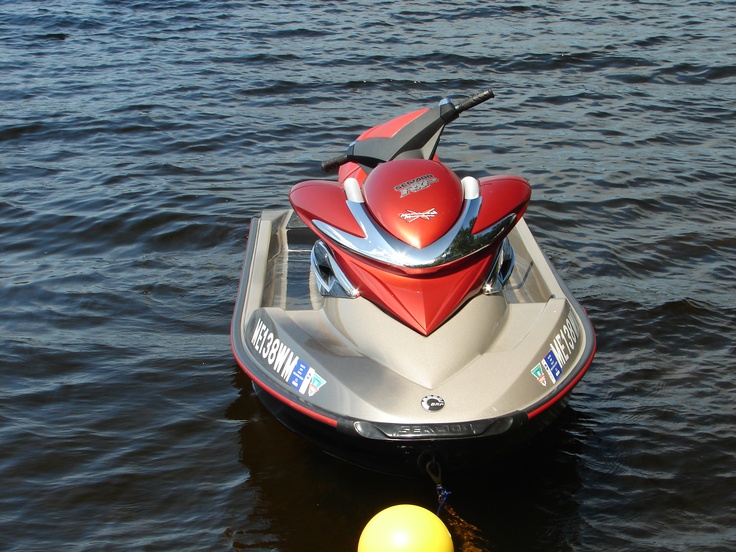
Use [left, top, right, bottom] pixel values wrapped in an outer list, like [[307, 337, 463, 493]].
[[231, 88, 596, 475]]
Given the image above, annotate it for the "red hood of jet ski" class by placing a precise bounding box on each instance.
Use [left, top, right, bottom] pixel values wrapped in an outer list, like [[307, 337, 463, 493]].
[[362, 159, 463, 249], [289, 172, 531, 335]]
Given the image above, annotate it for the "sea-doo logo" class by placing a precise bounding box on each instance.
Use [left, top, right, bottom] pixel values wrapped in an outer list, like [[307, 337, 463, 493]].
[[421, 395, 445, 412], [399, 208, 438, 222], [394, 173, 438, 197], [396, 423, 473, 436]]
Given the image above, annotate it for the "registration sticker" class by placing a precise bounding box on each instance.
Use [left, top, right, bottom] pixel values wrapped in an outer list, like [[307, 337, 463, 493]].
[[541, 350, 562, 384], [308, 373, 327, 397], [289, 361, 327, 396], [531, 364, 547, 386], [288, 360, 313, 393]]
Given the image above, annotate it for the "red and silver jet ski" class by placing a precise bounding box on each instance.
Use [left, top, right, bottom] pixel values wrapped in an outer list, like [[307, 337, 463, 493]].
[[231, 89, 596, 475]]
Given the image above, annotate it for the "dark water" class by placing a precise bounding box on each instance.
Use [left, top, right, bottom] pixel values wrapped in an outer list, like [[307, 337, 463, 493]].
[[2, 1, 735, 550]]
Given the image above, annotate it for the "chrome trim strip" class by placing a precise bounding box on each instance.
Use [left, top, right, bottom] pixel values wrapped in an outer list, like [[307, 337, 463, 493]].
[[483, 237, 515, 295], [310, 240, 359, 298], [313, 198, 515, 269]]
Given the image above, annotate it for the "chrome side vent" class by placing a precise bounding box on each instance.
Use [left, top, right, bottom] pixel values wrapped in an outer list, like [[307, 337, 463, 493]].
[[310, 240, 359, 299], [483, 238, 515, 295]]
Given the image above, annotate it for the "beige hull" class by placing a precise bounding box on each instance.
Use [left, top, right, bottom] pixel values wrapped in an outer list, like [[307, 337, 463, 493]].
[[231, 209, 596, 472]]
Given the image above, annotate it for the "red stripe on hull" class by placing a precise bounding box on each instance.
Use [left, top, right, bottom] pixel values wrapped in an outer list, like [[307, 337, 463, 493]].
[[231, 342, 339, 428]]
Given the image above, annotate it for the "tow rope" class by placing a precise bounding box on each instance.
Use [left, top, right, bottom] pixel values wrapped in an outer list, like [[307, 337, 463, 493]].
[[425, 457, 452, 515], [424, 457, 491, 552]]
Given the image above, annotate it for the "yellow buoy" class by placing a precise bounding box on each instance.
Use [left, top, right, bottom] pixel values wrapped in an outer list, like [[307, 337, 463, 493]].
[[358, 504, 454, 552]]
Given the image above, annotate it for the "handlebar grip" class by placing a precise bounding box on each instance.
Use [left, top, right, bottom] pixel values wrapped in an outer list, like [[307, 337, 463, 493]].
[[321, 154, 350, 172], [455, 88, 494, 114]]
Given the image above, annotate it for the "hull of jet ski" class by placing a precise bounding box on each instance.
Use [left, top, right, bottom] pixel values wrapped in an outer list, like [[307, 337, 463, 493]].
[[231, 209, 596, 474]]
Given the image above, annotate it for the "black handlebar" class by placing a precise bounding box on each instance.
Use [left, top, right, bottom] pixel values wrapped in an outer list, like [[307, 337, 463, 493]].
[[321, 154, 350, 172], [455, 88, 494, 115], [321, 88, 495, 172]]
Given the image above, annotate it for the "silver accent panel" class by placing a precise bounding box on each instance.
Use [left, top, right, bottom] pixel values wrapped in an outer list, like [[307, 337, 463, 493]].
[[313, 198, 516, 269], [483, 237, 516, 295], [310, 240, 359, 298]]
